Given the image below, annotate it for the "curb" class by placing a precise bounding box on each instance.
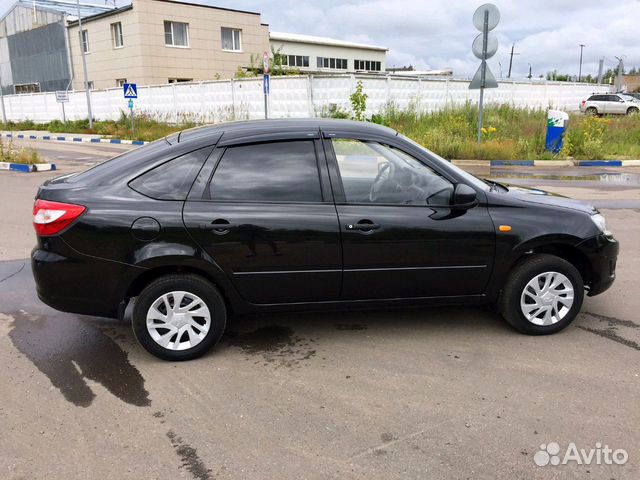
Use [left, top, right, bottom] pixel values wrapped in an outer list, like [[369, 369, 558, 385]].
[[452, 159, 640, 167], [0, 161, 57, 172], [0, 132, 147, 146]]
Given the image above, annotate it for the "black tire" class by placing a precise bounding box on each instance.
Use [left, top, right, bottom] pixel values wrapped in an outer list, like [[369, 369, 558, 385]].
[[132, 274, 227, 361], [585, 107, 598, 116], [627, 107, 639, 116], [499, 254, 584, 335]]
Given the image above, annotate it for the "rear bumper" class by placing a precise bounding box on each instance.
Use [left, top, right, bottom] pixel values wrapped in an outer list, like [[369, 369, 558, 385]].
[[577, 234, 619, 296], [31, 238, 145, 318]]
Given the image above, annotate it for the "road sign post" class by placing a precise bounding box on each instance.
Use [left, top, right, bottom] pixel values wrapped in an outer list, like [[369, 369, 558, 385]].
[[128, 99, 134, 133], [55, 90, 69, 123], [469, 4, 500, 144], [263, 51, 270, 119], [124, 83, 137, 133]]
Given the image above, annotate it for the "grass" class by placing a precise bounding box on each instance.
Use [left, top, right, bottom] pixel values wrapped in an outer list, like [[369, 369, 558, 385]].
[[0, 138, 41, 165], [0, 113, 193, 143], [1, 104, 639, 160], [370, 102, 640, 160]]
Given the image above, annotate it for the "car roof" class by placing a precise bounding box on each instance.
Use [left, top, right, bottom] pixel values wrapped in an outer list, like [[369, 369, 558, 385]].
[[172, 118, 398, 145]]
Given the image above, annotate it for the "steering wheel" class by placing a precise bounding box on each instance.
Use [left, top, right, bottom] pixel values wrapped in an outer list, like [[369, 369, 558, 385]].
[[369, 162, 395, 202]]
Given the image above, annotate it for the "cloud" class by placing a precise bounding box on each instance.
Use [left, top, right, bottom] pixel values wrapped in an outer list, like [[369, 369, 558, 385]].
[[1, 0, 636, 79]]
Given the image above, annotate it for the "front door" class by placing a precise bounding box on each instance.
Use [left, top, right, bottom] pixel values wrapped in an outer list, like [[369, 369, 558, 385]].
[[183, 139, 342, 304], [325, 137, 495, 300]]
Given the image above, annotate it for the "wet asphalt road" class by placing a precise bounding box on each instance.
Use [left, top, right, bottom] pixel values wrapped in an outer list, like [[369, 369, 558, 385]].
[[0, 141, 639, 479]]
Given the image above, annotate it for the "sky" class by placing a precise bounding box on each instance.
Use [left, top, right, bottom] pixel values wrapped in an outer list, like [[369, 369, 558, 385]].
[[2, 0, 639, 79]]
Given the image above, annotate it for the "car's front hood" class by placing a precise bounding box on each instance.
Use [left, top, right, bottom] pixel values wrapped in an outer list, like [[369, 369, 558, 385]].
[[501, 184, 597, 214]]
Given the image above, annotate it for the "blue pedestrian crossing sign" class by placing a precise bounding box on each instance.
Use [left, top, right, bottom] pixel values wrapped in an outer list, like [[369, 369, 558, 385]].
[[123, 83, 137, 98]]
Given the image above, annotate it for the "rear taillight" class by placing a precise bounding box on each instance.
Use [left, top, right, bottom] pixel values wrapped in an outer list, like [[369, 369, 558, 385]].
[[33, 199, 86, 236], [581, 100, 586, 105]]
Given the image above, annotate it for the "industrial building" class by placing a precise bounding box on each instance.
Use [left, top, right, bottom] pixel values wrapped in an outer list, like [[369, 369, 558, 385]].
[[66, 0, 270, 89], [0, 0, 110, 94], [269, 31, 387, 74], [0, 0, 390, 94]]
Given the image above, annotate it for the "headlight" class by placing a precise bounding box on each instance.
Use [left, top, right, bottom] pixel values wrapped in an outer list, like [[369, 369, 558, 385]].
[[591, 213, 612, 236]]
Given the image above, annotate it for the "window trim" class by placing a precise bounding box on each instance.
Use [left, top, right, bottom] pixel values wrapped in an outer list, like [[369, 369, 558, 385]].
[[81, 29, 90, 54], [200, 140, 328, 204], [111, 22, 123, 49], [221, 27, 242, 52], [164, 20, 190, 48]]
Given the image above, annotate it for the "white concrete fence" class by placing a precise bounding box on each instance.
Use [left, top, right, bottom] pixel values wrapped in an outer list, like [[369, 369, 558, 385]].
[[0, 74, 610, 124]]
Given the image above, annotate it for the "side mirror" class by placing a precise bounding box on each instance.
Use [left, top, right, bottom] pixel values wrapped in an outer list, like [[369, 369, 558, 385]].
[[452, 184, 478, 209]]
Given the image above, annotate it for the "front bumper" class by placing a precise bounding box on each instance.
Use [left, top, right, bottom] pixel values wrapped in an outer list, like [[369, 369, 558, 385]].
[[577, 233, 619, 296]]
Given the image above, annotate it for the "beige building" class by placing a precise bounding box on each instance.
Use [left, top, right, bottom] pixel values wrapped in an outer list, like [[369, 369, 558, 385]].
[[269, 31, 387, 74], [67, 0, 269, 90]]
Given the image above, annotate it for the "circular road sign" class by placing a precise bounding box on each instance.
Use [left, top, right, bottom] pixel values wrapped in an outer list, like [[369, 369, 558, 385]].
[[472, 32, 498, 59], [263, 51, 270, 74], [473, 3, 500, 31]]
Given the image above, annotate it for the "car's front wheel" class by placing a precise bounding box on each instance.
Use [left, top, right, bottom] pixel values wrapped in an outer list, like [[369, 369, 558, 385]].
[[132, 274, 227, 361], [627, 107, 639, 116], [499, 254, 584, 335]]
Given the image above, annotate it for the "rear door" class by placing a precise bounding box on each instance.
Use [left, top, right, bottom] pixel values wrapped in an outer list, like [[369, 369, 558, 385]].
[[605, 95, 624, 114], [183, 136, 342, 304]]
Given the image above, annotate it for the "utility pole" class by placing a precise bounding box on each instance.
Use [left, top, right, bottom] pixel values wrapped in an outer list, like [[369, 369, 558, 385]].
[[614, 56, 624, 92], [507, 43, 519, 78], [597, 57, 604, 85], [578, 44, 585, 82], [76, 0, 93, 128], [528, 63, 532, 79], [0, 70, 7, 124]]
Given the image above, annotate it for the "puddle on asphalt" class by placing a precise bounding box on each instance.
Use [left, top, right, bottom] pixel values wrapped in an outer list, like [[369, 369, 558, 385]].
[[8, 310, 150, 407], [489, 172, 640, 184], [223, 325, 317, 368]]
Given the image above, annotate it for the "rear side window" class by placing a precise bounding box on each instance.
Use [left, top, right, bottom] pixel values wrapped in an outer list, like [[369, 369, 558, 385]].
[[208, 141, 322, 203], [129, 147, 211, 200], [589, 95, 605, 101]]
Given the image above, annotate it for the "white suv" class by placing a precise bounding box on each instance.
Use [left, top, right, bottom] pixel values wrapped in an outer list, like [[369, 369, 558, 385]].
[[580, 93, 640, 116]]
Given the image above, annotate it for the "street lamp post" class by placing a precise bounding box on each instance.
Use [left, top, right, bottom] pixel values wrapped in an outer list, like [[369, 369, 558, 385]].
[[76, 0, 93, 128], [578, 44, 585, 82]]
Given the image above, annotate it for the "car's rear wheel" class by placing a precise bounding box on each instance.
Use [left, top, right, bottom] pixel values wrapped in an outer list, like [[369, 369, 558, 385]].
[[627, 107, 639, 116], [585, 107, 598, 116], [132, 274, 227, 361], [499, 254, 584, 335]]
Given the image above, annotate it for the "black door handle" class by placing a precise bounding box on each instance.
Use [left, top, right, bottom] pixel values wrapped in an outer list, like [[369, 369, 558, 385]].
[[346, 221, 381, 231]]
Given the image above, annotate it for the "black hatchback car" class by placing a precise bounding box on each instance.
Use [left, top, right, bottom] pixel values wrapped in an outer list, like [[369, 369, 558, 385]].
[[32, 119, 618, 360]]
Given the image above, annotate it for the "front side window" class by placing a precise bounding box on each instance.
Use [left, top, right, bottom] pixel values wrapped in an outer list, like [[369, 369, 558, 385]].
[[81, 29, 89, 53], [332, 139, 454, 205], [111, 22, 123, 48], [129, 148, 211, 200], [221, 27, 242, 51], [209, 141, 322, 203], [164, 21, 189, 47]]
